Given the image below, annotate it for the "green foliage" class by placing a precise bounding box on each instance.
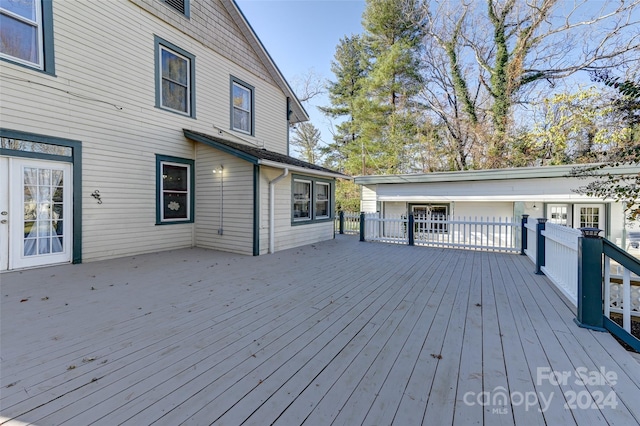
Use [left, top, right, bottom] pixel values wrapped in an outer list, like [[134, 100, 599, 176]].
[[571, 74, 640, 221], [323, 0, 426, 177], [529, 88, 632, 164], [334, 180, 362, 212], [320, 0, 640, 180]]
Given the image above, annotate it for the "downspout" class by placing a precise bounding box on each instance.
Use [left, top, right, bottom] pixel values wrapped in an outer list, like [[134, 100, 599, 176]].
[[269, 168, 289, 254]]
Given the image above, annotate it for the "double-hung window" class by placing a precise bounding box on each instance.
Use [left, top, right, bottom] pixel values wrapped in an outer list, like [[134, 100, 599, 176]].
[[155, 36, 195, 117], [231, 77, 254, 135], [156, 155, 194, 224], [292, 176, 333, 223], [315, 182, 330, 218], [293, 179, 311, 220], [0, 0, 54, 73]]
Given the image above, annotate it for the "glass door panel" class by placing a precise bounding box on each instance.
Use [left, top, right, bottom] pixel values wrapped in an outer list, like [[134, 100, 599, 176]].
[[10, 158, 72, 269]]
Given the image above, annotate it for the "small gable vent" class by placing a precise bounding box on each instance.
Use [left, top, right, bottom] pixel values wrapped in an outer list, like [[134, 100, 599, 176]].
[[164, 0, 186, 15]]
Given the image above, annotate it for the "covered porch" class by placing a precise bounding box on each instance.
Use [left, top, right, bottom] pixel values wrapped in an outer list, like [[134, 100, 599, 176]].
[[1, 236, 639, 425]]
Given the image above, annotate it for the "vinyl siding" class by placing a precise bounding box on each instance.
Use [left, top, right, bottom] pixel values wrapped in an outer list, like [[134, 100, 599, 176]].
[[194, 145, 254, 255], [259, 167, 334, 255], [383, 202, 405, 217], [451, 202, 514, 219], [361, 185, 378, 212], [0, 0, 291, 262], [374, 177, 605, 201]]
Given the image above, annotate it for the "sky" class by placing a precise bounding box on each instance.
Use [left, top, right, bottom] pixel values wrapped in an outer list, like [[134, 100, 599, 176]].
[[234, 0, 639, 154], [235, 0, 367, 148]]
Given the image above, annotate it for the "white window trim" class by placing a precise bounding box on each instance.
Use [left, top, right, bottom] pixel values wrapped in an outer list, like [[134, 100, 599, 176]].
[[315, 182, 330, 219], [159, 45, 191, 116], [232, 80, 253, 134], [160, 161, 191, 222], [576, 204, 603, 229], [293, 179, 312, 221], [0, 0, 44, 69]]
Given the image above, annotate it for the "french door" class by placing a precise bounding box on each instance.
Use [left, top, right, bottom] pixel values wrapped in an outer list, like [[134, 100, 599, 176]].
[[0, 157, 72, 271]]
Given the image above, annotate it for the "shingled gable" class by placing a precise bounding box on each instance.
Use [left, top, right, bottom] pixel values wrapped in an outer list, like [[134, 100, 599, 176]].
[[222, 0, 308, 124], [184, 129, 349, 178]]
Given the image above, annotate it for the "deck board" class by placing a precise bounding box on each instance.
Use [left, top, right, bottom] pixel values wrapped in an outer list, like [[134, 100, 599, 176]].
[[1, 236, 639, 425]]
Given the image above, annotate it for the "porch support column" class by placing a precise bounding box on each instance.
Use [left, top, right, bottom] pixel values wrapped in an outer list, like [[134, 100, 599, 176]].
[[268, 168, 288, 254], [574, 228, 605, 331], [408, 214, 414, 246], [535, 218, 547, 275], [520, 214, 529, 256]]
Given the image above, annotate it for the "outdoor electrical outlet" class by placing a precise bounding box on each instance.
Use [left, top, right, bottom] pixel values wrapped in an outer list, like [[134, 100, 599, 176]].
[[218, 229, 223, 235]]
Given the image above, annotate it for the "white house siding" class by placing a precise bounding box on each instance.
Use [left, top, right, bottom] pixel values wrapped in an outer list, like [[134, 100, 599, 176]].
[[374, 177, 602, 202], [194, 146, 255, 255], [379, 201, 514, 221], [258, 168, 334, 255], [383, 202, 405, 217], [452, 202, 514, 220], [360, 185, 378, 213], [610, 202, 625, 243], [1, 1, 292, 262]]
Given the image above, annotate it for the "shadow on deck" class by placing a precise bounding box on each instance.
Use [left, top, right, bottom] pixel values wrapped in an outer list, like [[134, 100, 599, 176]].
[[1, 235, 639, 425]]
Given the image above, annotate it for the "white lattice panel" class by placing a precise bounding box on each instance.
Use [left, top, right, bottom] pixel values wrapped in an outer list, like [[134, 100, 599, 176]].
[[608, 282, 640, 316]]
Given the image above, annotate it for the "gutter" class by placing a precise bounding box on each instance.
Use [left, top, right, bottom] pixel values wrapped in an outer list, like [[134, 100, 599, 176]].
[[353, 164, 639, 185], [259, 159, 350, 180], [269, 168, 289, 254]]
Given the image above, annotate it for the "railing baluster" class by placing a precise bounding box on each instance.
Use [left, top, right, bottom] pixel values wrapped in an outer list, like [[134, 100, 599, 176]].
[[350, 213, 522, 253], [604, 257, 611, 318], [623, 268, 631, 333]]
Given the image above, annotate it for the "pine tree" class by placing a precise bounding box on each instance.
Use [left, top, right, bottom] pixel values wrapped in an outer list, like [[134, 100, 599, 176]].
[[358, 0, 426, 174], [320, 35, 370, 175]]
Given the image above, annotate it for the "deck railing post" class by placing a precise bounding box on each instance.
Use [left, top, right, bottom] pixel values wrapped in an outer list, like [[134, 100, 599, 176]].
[[339, 211, 345, 235], [535, 218, 547, 275], [520, 214, 529, 255], [408, 214, 414, 246], [574, 228, 605, 331], [359, 212, 365, 242]]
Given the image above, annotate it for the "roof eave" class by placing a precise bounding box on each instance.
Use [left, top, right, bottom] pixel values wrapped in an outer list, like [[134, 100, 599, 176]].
[[184, 129, 350, 180], [259, 159, 352, 180], [354, 164, 640, 185]]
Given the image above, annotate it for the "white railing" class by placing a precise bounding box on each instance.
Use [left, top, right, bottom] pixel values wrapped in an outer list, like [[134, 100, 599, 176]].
[[362, 213, 406, 245], [541, 223, 582, 306], [414, 216, 519, 252], [604, 257, 640, 331], [335, 212, 360, 235], [362, 213, 520, 252], [524, 216, 538, 263]]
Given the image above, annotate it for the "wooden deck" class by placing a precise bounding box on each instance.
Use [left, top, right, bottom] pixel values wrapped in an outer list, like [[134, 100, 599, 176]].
[[1, 235, 639, 425]]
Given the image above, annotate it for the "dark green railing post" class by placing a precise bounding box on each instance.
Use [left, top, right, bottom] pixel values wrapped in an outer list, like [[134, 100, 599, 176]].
[[408, 214, 414, 246], [535, 218, 547, 275], [359, 212, 365, 242], [339, 211, 345, 235], [520, 214, 529, 256], [574, 228, 605, 331]]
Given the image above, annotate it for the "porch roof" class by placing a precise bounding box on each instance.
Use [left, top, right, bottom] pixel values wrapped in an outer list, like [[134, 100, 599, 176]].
[[184, 129, 350, 180]]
